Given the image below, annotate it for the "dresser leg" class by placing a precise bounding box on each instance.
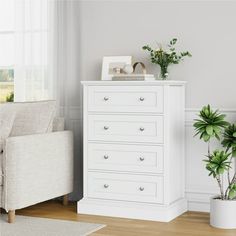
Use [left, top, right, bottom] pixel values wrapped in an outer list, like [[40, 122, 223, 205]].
[[63, 195, 69, 206], [8, 210, 15, 223]]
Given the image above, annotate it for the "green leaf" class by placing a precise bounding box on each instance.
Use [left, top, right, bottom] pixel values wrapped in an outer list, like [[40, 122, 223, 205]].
[[203, 133, 210, 142], [232, 149, 236, 157], [205, 149, 232, 178], [206, 125, 214, 136], [229, 189, 236, 199], [233, 132, 236, 137], [217, 167, 225, 174], [213, 126, 221, 133]]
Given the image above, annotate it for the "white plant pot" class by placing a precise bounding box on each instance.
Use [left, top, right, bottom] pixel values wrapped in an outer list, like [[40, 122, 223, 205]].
[[210, 197, 236, 229]]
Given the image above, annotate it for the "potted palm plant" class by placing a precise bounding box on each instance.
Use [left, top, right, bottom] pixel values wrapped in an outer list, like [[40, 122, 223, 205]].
[[194, 105, 236, 229]]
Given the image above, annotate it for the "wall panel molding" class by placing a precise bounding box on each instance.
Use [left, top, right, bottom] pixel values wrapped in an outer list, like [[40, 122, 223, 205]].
[[63, 106, 236, 211]]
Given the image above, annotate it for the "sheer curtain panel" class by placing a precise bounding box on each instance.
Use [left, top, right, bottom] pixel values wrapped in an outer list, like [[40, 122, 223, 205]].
[[14, 0, 55, 102]]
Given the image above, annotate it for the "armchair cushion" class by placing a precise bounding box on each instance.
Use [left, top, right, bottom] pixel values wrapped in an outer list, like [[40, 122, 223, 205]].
[[53, 117, 65, 132], [0, 105, 16, 153], [7, 100, 56, 137]]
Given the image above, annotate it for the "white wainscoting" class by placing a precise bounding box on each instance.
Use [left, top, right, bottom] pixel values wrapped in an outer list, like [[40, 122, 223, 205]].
[[64, 106, 236, 212]]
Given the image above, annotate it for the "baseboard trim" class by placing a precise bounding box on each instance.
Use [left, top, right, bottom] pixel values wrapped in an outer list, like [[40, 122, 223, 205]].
[[78, 198, 187, 222], [185, 188, 216, 212], [188, 201, 210, 212]]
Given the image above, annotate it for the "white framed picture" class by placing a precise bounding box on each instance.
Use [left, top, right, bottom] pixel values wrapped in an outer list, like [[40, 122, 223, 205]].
[[101, 56, 132, 80]]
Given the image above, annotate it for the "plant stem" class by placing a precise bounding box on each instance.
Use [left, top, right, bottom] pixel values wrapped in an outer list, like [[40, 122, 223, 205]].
[[225, 172, 236, 199], [160, 65, 168, 79], [227, 157, 232, 184], [232, 173, 236, 183], [222, 175, 224, 197], [216, 175, 224, 200], [225, 156, 233, 199], [208, 141, 210, 156]]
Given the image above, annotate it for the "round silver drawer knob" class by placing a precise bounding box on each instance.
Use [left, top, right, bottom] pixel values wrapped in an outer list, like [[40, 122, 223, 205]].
[[139, 97, 145, 101], [104, 126, 109, 130], [139, 127, 145, 131], [104, 97, 109, 101], [139, 157, 145, 161], [104, 184, 109, 188], [104, 155, 109, 159], [139, 187, 144, 191]]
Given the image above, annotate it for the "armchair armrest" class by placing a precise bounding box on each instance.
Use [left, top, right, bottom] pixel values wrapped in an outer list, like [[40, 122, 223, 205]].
[[2, 131, 73, 211]]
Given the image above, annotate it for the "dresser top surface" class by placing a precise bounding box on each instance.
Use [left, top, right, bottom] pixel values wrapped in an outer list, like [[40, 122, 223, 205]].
[[81, 80, 186, 86]]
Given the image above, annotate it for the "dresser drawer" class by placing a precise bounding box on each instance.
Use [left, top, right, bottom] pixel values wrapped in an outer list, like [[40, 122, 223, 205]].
[[88, 143, 163, 173], [88, 114, 164, 143], [87, 86, 164, 113], [88, 172, 164, 204]]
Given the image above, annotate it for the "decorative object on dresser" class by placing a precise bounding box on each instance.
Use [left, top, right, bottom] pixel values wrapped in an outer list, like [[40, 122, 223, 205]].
[[193, 105, 236, 229], [143, 38, 192, 80], [122, 64, 134, 74], [78, 80, 187, 222], [112, 62, 155, 81], [101, 56, 132, 80]]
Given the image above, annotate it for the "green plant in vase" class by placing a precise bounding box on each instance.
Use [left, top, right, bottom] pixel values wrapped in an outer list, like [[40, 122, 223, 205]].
[[142, 38, 191, 79], [193, 105, 236, 200], [193, 105, 236, 229]]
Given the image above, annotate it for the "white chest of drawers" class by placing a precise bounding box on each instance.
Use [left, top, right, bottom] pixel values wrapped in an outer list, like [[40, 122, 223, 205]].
[[78, 81, 187, 222]]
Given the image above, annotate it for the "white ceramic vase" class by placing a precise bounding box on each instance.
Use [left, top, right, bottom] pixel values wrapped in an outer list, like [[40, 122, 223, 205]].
[[210, 197, 236, 229]]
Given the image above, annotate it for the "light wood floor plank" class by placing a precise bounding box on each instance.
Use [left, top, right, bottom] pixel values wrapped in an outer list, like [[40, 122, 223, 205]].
[[12, 201, 236, 236]]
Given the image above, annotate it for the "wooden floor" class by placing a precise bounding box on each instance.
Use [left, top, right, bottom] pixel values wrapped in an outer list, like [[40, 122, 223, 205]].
[[6, 201, 234, 236]]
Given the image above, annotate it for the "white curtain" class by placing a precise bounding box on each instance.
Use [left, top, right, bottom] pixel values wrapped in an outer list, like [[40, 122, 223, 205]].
[[14, 0, 56, 102], [13, 0, 82, 200]]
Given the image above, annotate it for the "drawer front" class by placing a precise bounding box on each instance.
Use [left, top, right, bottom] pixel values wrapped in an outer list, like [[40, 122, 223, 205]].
[[88, 172, 164, 204], [87, 86, 164, 113], [88, 114, 164, 143], [88, 143, 163, 173]]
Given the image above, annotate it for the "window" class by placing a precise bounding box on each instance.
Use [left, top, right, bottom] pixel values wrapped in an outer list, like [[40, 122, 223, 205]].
[[0, 0, 50, 102], [0, 69, 14, 102], [0, 0, 15, 103]]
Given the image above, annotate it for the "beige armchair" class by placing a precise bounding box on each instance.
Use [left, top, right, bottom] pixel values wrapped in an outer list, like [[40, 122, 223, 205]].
[[0, 102, 74, 223]]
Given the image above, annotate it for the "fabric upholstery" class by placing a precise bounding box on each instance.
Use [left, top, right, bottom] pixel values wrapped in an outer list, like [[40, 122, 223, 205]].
[[0, 107, 73, 212], [7, 100, 56, 137], [53, 117, 65, 132], [2, 131, 73, 211], [0, 186, 2, 207], [0, 153, 3, 208], [0, 153, 3, 186], [0, 105, 16, 152]]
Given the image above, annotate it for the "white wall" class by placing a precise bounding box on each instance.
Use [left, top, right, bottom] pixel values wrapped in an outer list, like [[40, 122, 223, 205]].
[[65, 0, 236, 210], [79, 0, 236, 109]]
